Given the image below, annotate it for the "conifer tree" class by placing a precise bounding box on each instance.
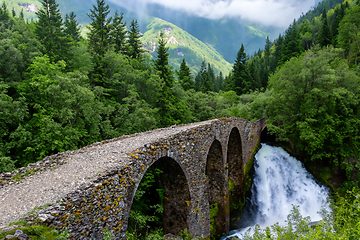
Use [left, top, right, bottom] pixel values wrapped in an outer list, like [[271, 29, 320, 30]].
[[110, 10, 127, 54], [271, 34, 283, 71], [87, 0, 112, 87], [19, 9, 24, 20], [177, 58, 193, 91], [0, 2, 10, 21], [200, 64, 214, 93], [11, 7, 15, 17], [155, 32, 180, 127], [64, 12, 81, 42], [232, 44, 251, 95], [127, 20, 143, 60], [1, 1, 7, 12], [195, 61, 206, 91], [319, 7, 331, 47], [35, 0, 72, 63], [280, 20, 303, 64], [214, 72, 224, 92]]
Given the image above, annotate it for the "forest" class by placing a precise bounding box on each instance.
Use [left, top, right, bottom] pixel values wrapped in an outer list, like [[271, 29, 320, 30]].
[[0, 0, 360, 239]]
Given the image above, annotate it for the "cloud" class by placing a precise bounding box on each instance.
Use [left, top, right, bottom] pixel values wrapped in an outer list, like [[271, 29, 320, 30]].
[[108, 0, 316, 28]]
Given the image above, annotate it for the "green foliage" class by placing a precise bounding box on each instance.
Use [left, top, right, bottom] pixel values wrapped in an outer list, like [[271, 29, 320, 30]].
[[267, 46, 360, 165], [338, 4, 360, 65], [0, 225, 69, 240], [177, 58, 194, 91], [127, 168, 164, 239], [209, 203, 219, 239], [231, 44, 253, 95], [64, 12, 81, 42], [127, 19, 143, 60], [110, 10, 127, 54], [35, 0, 72, 63], [141, 17, 232, 75], [240, 188, 360, 240]]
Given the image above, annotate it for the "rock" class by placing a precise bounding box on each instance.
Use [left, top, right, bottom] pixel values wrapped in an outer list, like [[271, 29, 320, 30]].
[[38, 213, 54, 222], [14, 230, 31, 240], [5, 235, 16, 239], [163, 233, 183, 240]]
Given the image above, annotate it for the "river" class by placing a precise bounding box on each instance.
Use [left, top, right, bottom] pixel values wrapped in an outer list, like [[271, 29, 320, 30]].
[[224, 144, 330, 239]]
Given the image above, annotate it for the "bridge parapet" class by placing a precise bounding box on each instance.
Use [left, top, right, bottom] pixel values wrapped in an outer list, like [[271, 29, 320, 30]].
[[0, 118, 266, 239]]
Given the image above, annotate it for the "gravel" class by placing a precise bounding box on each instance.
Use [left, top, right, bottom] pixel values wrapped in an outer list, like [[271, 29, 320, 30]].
[[0, 120, 215, 229]]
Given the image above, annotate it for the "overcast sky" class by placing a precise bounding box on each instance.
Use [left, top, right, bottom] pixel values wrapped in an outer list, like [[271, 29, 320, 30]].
[[109, 0, 318, 28]]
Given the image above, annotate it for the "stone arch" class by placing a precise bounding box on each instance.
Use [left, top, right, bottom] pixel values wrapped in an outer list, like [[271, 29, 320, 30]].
[[128, 156, 191, 236], [206, 139, 229, 237], [227, 127, 244, 224]]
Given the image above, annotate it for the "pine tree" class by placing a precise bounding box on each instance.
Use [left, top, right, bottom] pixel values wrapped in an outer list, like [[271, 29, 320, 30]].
[[0, 1, 10, 21], [110, 10, 127, 54], [195, 61, 206, 91], [177, 58, 193, 91], [280, 20, 303, 64], [264, 36, 271, 67], [87, 0, 112, 87], [214, 72, 224, 92], [64, 12, 81, 42], [35, 0, 72, 63], [11, 7, 15, 17], [200, 64, 213, 93], [232, 44, 251, 95], [19, 9, 24, 20], [127, 20, 143, 60], [272, 34, 283, 71], [319, 7, 331, 47], [154, 32, 179, 127]]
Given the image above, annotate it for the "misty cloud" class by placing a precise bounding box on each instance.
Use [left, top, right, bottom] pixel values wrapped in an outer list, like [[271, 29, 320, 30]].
[[108, 0, 316, 28]]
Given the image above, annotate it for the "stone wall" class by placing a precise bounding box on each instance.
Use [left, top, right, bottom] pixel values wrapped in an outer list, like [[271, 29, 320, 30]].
[[29, 117, 265, 239]]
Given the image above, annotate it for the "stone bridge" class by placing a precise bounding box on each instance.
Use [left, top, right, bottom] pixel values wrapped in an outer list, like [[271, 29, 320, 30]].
[[0, 117, 266, 239]]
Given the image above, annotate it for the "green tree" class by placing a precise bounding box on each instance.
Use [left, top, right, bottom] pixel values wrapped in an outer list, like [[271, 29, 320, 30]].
[[87, 0, 112, 87], [267, 47, 360, 164], [0, 18, 44, 87], [330, 5, 345, 47], [14, 56, 104, 166], [232, 44, 251, 95], [0, 82, 28, 172], [110, 10, 127, 54], [154, 32, 182, 127], [64, 12, 81, 42], [35, 0, 72, 63], [19, 8, 24, 20], [127, 20, 143, 60], [299, 19, 313, 50], [338, 4, 360, 65], [319, 7, 331, 47], [280, 20, 303, 65], [177, 58, 193, 91], [195, 60, 207, 92]]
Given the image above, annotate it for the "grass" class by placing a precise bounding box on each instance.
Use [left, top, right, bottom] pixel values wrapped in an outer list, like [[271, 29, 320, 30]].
[[0, 223, 69, 240]]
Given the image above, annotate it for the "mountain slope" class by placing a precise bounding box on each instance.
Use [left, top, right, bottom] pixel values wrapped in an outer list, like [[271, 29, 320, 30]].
[[142, 17, 232, 75]]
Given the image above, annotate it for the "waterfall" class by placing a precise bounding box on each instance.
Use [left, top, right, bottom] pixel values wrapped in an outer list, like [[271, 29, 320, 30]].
[[225, 144, 330, 239]]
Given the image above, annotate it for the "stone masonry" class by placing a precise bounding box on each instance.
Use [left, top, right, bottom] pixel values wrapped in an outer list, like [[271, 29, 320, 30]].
[[0, 117, 266, 239]]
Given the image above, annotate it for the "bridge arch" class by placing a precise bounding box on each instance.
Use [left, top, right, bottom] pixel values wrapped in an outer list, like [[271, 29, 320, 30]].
[[206, 139, 229, 237], [227, 127, 244, 223], [127, 156, 191, 236]]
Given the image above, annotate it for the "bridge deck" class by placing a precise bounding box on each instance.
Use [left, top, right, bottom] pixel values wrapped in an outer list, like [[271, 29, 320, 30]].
[[0, 120, 215, 228]]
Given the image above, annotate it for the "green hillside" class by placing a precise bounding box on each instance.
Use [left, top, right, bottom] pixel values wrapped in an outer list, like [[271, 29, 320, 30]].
[[2, 0, 39, 20], [142, 17, 232, 75]]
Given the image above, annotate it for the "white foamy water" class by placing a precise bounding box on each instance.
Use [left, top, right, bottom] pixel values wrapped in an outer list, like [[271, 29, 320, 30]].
[[226, 144, 329, 239]]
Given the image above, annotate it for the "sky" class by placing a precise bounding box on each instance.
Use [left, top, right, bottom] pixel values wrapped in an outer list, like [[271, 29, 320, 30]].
[[108, 0, 319, 28]]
